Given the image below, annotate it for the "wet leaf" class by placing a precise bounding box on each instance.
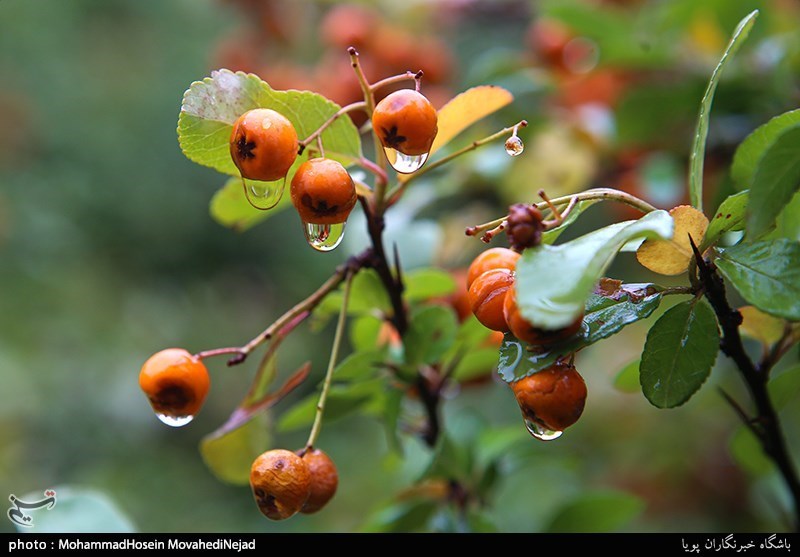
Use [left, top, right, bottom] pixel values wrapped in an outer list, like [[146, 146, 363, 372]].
[[703, 191, 748, 249], [404, 268, 456, 302], [640, 300, 719, 408], [405, 305, 458, 366], [715, 239, 800, 321], [515, 210, 673, 330], [732, 109, 800, 190]]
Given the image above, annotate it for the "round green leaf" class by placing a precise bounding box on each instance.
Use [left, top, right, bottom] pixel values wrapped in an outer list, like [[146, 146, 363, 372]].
[[178, 70, 361, 177], [515, 210, 673, 330], [640, 299, 720, 408], [14, 487, 136, 533], [715, 239, 800, 321], [545, 490, 645, 533]]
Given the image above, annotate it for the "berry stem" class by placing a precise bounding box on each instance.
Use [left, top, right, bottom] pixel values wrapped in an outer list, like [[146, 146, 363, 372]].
[[369, 70, 420, 94], [348, 47, 389, 214], [465, 188, 659, 238], [387, 121, 528, 205], [306, 270, 354, 449], [298, 101, 367, 151]]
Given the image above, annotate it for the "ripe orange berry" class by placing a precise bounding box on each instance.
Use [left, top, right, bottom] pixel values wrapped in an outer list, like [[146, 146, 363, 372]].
[[466, 247, 521, 289], [503, 286, 583, 346], [468, 268, 514, 332], [139, 348, 210, 422], [300, 449, 339, 514], [250, 449, 312, 521], [290, 158, 357, 225], [511, 361, 587, 432], [230, 108, 298, 182], [372, 89, 438, 156]]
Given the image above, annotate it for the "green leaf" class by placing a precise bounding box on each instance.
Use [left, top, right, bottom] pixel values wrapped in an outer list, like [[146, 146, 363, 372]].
[[404, 268, 456, 302], [498, 282, 665, 381], [544, 491, 645, 533], [747, 125, 800, 238], [715, 239, 800, 321], [178, 69, 361, 176], [451, 348, 499, 382], [209, 177, 281, 232], [332, 350, 384, 381], [200, 414, 269, 485], [349, 314, 384, 352], [382, 386, 404, 454], [277, 378, 383, 432], [613, 360, 641, 394], [703, 190, 749, 248], [769, 364, 800, 410], [515, 211, 673, 330], [361, 500, 438, 533], [16, 487, 136, 533], [404, 305, 458, 366], [639, 299, 719, 408], [729, 426, 772, 476], [732, 109, 800, 190], [772, 191, 800, 242], [688, 10, 758, 211]]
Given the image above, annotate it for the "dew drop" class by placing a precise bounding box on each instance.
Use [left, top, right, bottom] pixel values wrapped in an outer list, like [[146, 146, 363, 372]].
[[505, 136, 524, 157], [157, 413, 194, 427], [243, 177, 285, 210], [384, 148, 428, 174], [524, 418, 562, 441], [303, 221, 346, 252]]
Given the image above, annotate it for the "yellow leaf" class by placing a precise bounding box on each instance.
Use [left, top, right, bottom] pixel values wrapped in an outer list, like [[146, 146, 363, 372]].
[[739, 306, 785, 346], [636, 205, 709, 275], [429, 85, 513, 156]]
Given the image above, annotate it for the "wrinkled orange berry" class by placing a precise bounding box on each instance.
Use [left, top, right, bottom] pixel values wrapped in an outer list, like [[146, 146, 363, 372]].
[[468, 268, 514, 332], [139, 348, 210, 422], [290, 157, 357, 224], [511, 361, 587, 432], [250, 449, 311, 521], [300, 448, 339, 514], [372, 89, 438, 156], [230, 108, 298, 182], [503, 286, 583, 346], [466, 247, 520, 289]]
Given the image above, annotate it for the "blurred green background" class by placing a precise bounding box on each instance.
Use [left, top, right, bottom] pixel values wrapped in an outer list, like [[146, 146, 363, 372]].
[[1, 0, 799, 533]]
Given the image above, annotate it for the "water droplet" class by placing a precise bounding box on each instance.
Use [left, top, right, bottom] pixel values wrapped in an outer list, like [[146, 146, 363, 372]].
[[243, 177, 285, 210], [157, 413, 194, 427], [505, 136, 524, 156], [303, 221, 346, 252], [524, 418, 562, 441], [384, 148, 428, 174]]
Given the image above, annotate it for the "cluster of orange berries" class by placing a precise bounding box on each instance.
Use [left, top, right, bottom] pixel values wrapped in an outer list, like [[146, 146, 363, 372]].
[[138, 349, 338, 520], [465, 247, 587, 435]]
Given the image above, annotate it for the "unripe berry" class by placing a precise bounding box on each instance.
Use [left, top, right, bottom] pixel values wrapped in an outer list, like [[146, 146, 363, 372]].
[[139, 348, 210, 423], [467, 268, 514, 332], [511, 361, 587, 432], [230, 108, 298, 182], [466, 247, 520, 289], [372, 89, 438, 156], [250, 449, 311, 521], [503, 286, 583, 345], [290, 158, 357, 224], [300, 449, 339, 514]]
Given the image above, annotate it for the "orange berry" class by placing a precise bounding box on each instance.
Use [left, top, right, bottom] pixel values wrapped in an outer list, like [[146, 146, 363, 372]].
[[250, 449, 311, 521], [466, 247, 520, 289], [503, 286, 583, 346], [300, 449, 339, 514], [230, 108, 298, 182], [511, 361, 587, 432], [468, 268, 514, 332], [139, 348, 210, 423], [372, 89, 438, 156], [290, 158, 357, 224]]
